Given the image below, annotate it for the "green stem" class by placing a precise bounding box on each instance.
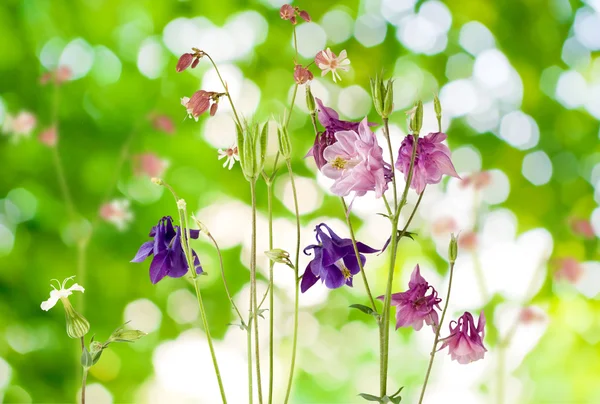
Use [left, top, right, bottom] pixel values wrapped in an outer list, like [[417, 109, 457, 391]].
[[293, 26, 298, 62], [286, 84, 299, 128], [418, 262, 455, 404], [249, 180, 263, 404], [380, 134, 419, 396], [81, 367, 87, 404], [341, 198, 377, 311], [383, 118, 398, 210], [247, 325, 253, 404], [283, 160, 301, 404], [267, 182, 275, 404], [205, 54, 242, 128]]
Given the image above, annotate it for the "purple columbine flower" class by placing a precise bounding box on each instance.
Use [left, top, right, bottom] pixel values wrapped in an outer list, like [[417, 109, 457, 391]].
[[395, 132, 460, 194], [306, 98, 374, 169], [301, 223, 378, 292], [379, 265, 442, 331], [439, 311, 487, 364], [131, 216, 202, 284]]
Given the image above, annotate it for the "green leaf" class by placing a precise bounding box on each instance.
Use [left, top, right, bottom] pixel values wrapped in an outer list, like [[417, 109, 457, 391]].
[[358, 393, 383, 402], [390, 386, 404, 398], [390, 396, 402, 404], [80, 347, 93, 369], [349, 304, 379, 318], [227, 322, 247, 331]]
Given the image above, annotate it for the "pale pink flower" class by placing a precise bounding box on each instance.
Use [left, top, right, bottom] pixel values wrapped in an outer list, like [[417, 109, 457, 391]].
[[133, 153, 169, 178], [431, 217, 458, 236], [3, 111, 37, 139], [554, 257, 583, 284], [569, 218, 595, 239], [39, 126, 58, 147], [181, 90, 219, 121], [519, 307, 546, 324], [439, 311, 487, 364], [460, 171, 492, 190], [218, 146, 239, 170], [99, 199, 133, 231], [458, 231, 478, 251], [321, 118, 390, 198], [150, 114, 175, 134], [314, 48, 350, 83]]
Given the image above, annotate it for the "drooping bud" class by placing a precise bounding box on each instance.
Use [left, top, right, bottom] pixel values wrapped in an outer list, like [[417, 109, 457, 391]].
[[277, 124, 293, 160], [305, 84, 316, 114], [62, 298, 90, 339], [192, 215, 211, 236], [176, 53, 194, 73], [299, 10, 311, 22], [294, 64, 313, 85], [210, 102, 219, 116], [108, 324, 147, 343], [290, 15, 297, 25], [191, 57, 200, 69], [448, 233, 458, 264], [265, 248, 294, 268]]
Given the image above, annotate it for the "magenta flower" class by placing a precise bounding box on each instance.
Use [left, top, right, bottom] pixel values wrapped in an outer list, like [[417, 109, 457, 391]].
[[379, 265, 442, 331], [395, 132, 460, 194], [439, 311, 487, 364], [321, 118, 390, 198]]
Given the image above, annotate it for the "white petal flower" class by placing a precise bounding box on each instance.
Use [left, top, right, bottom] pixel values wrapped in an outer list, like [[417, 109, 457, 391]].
[[41, 277, 85, 311], [217, 146, 240, 170]]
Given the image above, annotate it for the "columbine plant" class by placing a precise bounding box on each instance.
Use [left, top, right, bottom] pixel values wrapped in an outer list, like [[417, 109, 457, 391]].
[[127, 4, 487, 404]]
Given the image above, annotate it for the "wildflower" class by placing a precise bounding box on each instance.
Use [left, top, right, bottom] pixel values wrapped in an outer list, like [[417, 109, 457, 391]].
[[218, 146, 239, 170], [2, 111, 36, 139], [181, 90, 221, 120], [293, 64, 313, 85], [431, 217, 458, 236], [150, 114, 175, 134], [458, 231, 477, 251], [39, 126, 58, 147], [41, 276, 90, 339], [306, 98, 373, 169], [176, 53, 194, 72], [379, 265, 442, 331], [314, 48, 350, 83], [395, 132, 460, 194], [569, 218, 595, 239], [301, 223, 378, 292], [519, 307, 546, 324], [280, 4, 294, 20], [460, 171, 492, 190], [132, 153, 169, 178], [298, 10, 311, 22], [131, 216, 203, 284], [99, 199, 134, 231], [40, 66, 73, 85], [321, 117, 390, 198], [554, 257, 583, 284], [439, 311, 487, 364]]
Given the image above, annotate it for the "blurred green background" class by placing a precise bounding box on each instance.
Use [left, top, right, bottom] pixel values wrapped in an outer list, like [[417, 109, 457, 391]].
[[1, 0, 600, 403]]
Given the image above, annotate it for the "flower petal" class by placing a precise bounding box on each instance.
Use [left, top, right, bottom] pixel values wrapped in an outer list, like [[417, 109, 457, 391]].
[[131, 241, 154, 263]]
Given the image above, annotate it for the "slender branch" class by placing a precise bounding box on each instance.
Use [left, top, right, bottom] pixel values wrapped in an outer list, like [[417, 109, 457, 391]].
[[283, 160, 301, 404], [205, 53, 242, 128], [249, 180, 263, 404], [341, 198, 377, 311], [382, 194, 393, 218], [418, 262, 455, 404]]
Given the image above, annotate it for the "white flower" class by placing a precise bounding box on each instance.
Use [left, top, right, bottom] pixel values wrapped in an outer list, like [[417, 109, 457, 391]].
[[314, 48, 351, 83], [99, 199, 134, 231], [41, 276, 85, 311], [217, 146, 240, 170], [2, 111, 37, 141]]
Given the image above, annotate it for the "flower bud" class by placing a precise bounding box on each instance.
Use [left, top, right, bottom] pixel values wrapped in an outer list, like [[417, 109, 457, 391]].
[[176, 53, 194, 73], [210, 102, 219, 116], [81, 346, 93, 368], [265, 248, 294, 268], [299, 10, 311, 22], [191, 57, 200, 69], [448, 233, 458, 264], [433, 94, 442, 119], [237, 121, 267, 181], [305, 84, 316, 114], [277, 124, 293, 160], [177, 199, 187, 210], [62, 299, 90, 339], [151, 177, 164, 186], [290, 15, 297, 25], [192, 215, 210, 235], [90, 340, 104, 365], [410, 100, 423, 135], [370, 75, 384, 117], [383, 79, 394, 118], [108, 328, 147, 343]]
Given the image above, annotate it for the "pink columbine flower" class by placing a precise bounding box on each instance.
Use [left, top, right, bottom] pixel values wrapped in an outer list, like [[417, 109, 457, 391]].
[[294, 64, 314, 85], [99, 199, 133, 231], [39, 126, 58, 147], [439, 311, 487, 364], [133, 153, 169, 178], [395, 132, 460, 194], [378, 265, 442, 331], [321, 117, 390, 198], [314, 48, 350, 83], [218, 146, 239, 170], [3, 111, 37, 139], [569, 218, 595, 239]]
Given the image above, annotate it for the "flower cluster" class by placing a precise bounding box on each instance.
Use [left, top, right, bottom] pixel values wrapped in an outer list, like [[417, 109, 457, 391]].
[[279, 4, 311, 24], [181, 90, 223, 120], [176, 48, 205, 73]]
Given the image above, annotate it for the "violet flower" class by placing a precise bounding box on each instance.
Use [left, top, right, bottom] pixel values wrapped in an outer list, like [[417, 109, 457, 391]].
[[439, 311, 487, 364], [301, 223, 378, 292], [395, 132, 460, 194], [379, 265, 442, 331], [131, 216, 202, 284], [321, 117, 391, 198]]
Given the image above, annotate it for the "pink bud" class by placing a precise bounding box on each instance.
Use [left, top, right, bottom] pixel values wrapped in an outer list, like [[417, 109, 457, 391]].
[[191, 57, 200, 69], [55, 66, 73, 83], [176, 53, 194, 73], [290, 15, 297, 25], [151, 115, 175, 134], [39, 126, 58, 147], [188, 90, 211, 117], [280, 4, 294, 20], [210, 102, 219, 117], [569, 218, 595, 239], [293, 64, 313, 85], [299, 10, 311, 22]]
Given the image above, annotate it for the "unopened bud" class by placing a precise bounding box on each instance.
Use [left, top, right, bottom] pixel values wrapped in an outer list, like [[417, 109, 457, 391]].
[[383, 79, 394, 118], [210, 102, 219, 116], [176, 53, 194, 73], [109, 328, 147, 343], [151, 177, 164, 186], [370, 75, 384, 117], [177, 199, 187, 209], [277, 125, 293, 160], [265, 248, 294, 268], [448, 233, 458, 264], [191, 57, 200, 69], [410, 100, 423, 135], [433, 94, 442, 118], [299, 10, 311, 22], [306, 84, 316, 114], [62, 299, 90, 339]]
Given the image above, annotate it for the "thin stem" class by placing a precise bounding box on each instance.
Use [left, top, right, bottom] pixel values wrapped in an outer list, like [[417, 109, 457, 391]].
[[283, 160, 301, 404], [341, 198, 377, 311], [380, 134, 419, 396], [76, 240, 88, 311], [207, 233, 244, 323], [247, 325, 253, 404], [249, 180, 263, 404], [418, 262, 455, 404], [292, 26, 298, 62], [285, 84, 299, 128], [81, 367, 88, 404], [382, 194, 393, 218], [309, 112, 318, 135], [51, 147, 76, 218], [267, 182, 275, 404], [383, 118, 398, 210], [205, 53, 242, 128]]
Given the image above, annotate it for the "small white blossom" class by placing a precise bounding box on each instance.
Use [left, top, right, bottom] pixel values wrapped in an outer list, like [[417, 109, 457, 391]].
[[99, 199, 134, 231], [41, 276, 85, 311], [217, 146, 240, 170]]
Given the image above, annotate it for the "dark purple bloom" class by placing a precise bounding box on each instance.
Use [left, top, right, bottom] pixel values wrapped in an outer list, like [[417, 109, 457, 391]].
[[306, 98, 375, 169], [395, 132, 460, 194], [378, 265, 441, 331], [301, 223, 378, 292], [131, 216, 202, 284], [439, 311, 487, 364]]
